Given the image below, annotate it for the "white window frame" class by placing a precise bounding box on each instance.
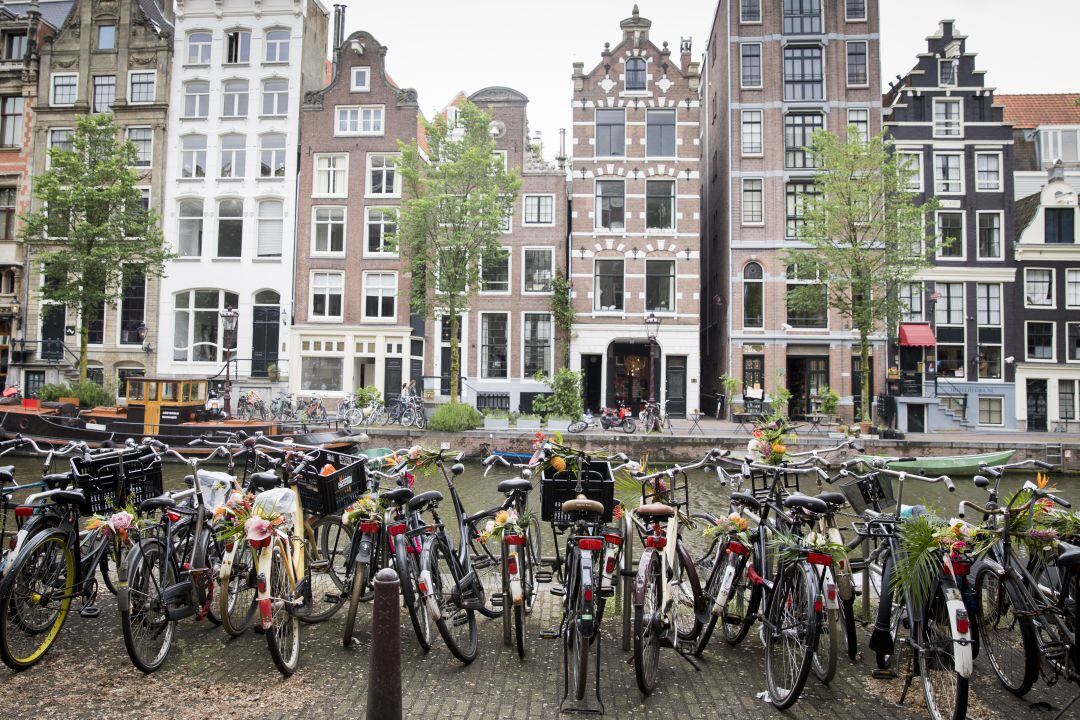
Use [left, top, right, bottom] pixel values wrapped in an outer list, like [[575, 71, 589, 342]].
[[975, 151, 1002, 192], [978, 397, 1005, 427], [741, 177, 764, 226], [934, 282, 965, 326], [218, 134, 246, 179], [221, 79, 249, 119], [740, 0, 762, 24], [263, 28, 290, 64], [900, 282, 924, 321], [50, 73, 78, 107], [364, 207, 399, 257], [1024, 320, 1056, 363], [186, 31, 212, 65], [1024, 267, 1056, 309], [127, 70, 156, 105], [361, 271, 398, 322], [976, 282, 1002, 326], [522, 246, 555, 295], [255, 199, 284, 258], [1068, 322, 1080, 364], [741, 109, 763, 156], [847, 108, 870, 142], [479, 247, 511, 295], [932, 98, 963, 138], [935, 210, 966, 261], [938, 59, 959, 88], [897, 151, 923, 192], [335, 105, 384, 137], [313, 153, 348, 198], [311, 206, 346, 257], [351, 67, 370, 92], [259, 132, 287, 178], [740, 43, 763, 90], [365, 153, 401, 198], [308, 271, 344, 322], [845, 0, 867, 21], [1066, 268, 1080, 309], [523, 194, 556, 226], [261, 78, 289, 117], [479, 311, 511, 380], [182, 80, 210, 119], [845, 41, 869, 88], [125, 126, 153, 167], [933, 152, 964, 195], [976, 210, 1004, 261], [593, 257, 626, 312], [521, 311, 554, 379]]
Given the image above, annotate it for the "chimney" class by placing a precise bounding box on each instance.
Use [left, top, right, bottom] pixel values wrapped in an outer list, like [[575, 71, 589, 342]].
[[680, 37, 692, 73], [557, 128, 567, 169], [1050, 159, 1066, 183], [333, 5, 345, 52]]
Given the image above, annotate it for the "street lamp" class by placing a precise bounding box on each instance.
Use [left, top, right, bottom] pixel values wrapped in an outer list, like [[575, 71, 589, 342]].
[[644, 312, 661, 404], [219, 308, 239, 417]]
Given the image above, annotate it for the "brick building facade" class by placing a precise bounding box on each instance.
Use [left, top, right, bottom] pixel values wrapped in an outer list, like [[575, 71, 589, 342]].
[[569, 6, 702, 417]]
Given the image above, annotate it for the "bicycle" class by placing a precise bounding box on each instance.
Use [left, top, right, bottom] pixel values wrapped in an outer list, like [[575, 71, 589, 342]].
[[0, 439, 163, 670], [269, 392, 296, 421], [119, 441, 237, 672], [638, 399, 673, 435], [629, 450, 726, 693], [236, 390, 269, 421], [296, 396, 328, 423]]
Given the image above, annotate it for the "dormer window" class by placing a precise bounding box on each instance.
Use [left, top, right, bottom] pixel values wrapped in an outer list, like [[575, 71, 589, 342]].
[[625, 57, 646, 91], [351, 67, 370, 92], [939, 59, 958, 87], [1046, 207, 1075, 244]]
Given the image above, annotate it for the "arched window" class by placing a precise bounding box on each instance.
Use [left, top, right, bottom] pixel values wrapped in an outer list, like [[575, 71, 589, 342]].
[[187, 32, 212, 64], [180, 135, 206, 178], [743, 262, 764, 328], [257, 200, 283, 258], [177, 199, 204, 256], [265, 29, 290, 63], [217, 199, 244, 258], [183, 80, 209, 118], [225, 28, 251, 64], [173, 289, 238, 362], [251, 289, 281, 377], [626, 57, 647, 90]]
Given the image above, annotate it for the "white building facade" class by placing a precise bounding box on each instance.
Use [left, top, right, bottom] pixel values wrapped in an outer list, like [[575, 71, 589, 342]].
[[157, 0, 329, 392]]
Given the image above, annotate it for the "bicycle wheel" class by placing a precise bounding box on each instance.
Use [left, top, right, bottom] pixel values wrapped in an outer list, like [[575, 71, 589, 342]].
[[919, 583, 969, 720], [236, 403, 251, 422], [121, 538, 178, 673], [343, 408, 362, 427], [568, 618, 590, 701], [219, 541, 258, 637], [568, 421, 587, 433], [99, 537, 125, 595], [621, 418, 636, 433], [414, 409, 427, 430], [469, 531, 502, 619], [838, 595, 858, 662], [975, 565, 1038, 695], [191, 526, 221, 624], [525, 525, 541, 613], [764, 561, 819, 710], [342, 557, 367, 648], [265, 540, 301, 677], [721, 556, 760, 646], [812, 604, 838, 683], [633, 550, 663, 694], [301, 515, 353, 623], [673, 543, 702, 642], [693, 549, 728, 656], [395, 534, 432, 651], [0, 530, 76, 670], [424, 536, 478, 664]]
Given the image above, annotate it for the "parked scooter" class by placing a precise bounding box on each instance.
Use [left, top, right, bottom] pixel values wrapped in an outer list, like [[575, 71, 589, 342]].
[[568, 401, 636, 434]]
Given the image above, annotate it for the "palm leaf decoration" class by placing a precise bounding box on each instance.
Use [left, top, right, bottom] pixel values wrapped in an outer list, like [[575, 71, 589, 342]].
[[893, 513, 944, 609]]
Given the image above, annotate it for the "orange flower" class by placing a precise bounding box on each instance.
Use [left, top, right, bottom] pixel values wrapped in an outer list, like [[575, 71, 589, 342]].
[[771, 442, 787, 456], [550, 456, 567, 473], [1037, 472, 1049, 489], [495, 510, 510, 526]]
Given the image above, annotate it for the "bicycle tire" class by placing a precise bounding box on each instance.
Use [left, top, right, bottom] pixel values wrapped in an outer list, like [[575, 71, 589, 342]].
[[674, 540, 703, 642], [839, 596, 858, 661], [190, 525, 216, 617], [265, 539, 301, 677], [120, 537, 176, 674], [423, 536, 478, 664], [721, 557, 760, 646], [975, 565, 1038, 696], [301, 516, 353, 623], [633, 550, 663, 694], [343, 408, 363, 428], [219, 541, 257, 637], [525, 525, 541, 613], [568, 618, 590, 701], [342, 560, 367, 648], [919, 582, 969, 720], [0, 530, 76, 670], [812, 606, 838, 683], [395, 534, 432, 652], [568, 421, 587, 433], [513, 599, 526, 659], [763, 561, 819, 710], [100, 538, 125, 595], [693, 550, 726, 657], [469, 530, 502, 620], [621, 418, 636, 434]]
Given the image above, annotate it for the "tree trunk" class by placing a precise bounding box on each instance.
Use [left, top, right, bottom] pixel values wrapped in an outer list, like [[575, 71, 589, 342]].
[[449, 312, 460, 404], [859, 328, 871, 423], [79, 302, 89, 382]]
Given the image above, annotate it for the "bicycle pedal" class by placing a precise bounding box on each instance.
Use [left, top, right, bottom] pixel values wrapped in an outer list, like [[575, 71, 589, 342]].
[[491, 593, 503, 607], [310, 559, 330, 572], [549, 586, 566, 597], [538, 629, 561, 640], [472, 556, 495, 570], [323, 593, 342, 604], [79, 605, 101, 619], [534, 571, 553, 583], [872, 668, 897, 680], [599, 587, 615, 598], [451, 613, 471, 628]]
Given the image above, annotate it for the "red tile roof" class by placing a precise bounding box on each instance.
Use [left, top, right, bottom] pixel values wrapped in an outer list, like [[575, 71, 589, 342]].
[[994, 93, 1080, 129]]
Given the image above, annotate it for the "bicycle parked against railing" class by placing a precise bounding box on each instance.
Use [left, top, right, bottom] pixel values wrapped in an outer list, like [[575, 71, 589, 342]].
[[296, 396, 328, 423], [236, 390, 269, 421], [269, 392, 295, 421], [637, 399, 673, 435]]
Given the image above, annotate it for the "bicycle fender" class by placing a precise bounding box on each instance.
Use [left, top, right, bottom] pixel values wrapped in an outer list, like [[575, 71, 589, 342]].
[[675, 540, 710, 625], [633, 547, 657, 606], [357, 534, 373, 565], [255, 544, 274, 630], [944, 586, 974, 678], [979, 557, 1004, 576]]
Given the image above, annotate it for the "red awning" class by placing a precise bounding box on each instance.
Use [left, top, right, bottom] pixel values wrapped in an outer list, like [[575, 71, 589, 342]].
[[898, 323, 936, 347]]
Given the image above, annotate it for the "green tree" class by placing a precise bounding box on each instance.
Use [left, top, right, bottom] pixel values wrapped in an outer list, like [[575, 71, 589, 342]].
[[550, 273, 574, 366], [784, 129, 938, 421], [396, 101, 521, 402], [21, 114, 171, 380]]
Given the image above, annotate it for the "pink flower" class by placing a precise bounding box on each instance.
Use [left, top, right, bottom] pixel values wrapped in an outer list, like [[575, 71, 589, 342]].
[[409, 445, 422, 459], [405, 472, 415, 488], [245, 517, 273, 542], [107, 511, 133, 534]]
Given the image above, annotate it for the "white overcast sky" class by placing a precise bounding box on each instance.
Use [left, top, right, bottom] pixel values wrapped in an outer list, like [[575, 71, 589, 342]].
[[341, 0, 1079, 159]]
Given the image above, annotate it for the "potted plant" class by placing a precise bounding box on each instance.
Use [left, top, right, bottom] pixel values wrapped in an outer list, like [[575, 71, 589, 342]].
[[531, 369, 584, 429], [718, 373, 741, 419], [266, 363, 280, 382], [483, 409, 510, 430], [516, 413, 542, 430]]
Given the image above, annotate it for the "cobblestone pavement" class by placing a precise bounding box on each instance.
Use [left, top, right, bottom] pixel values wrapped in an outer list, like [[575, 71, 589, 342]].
[[0, 583, 1076, 720]]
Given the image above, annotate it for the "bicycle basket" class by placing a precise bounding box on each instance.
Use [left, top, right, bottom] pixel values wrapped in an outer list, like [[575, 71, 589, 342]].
[[749, 466, 801, 502], [71, 449, 164, 515], [640, 468, 690, 511], [540, 458, 614, 524], [839, 474, 895, 515], [290, 449, 368, 517]]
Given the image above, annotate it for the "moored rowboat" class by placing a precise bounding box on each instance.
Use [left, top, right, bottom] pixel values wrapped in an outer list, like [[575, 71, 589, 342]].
[[855, 450, 1016, 475]]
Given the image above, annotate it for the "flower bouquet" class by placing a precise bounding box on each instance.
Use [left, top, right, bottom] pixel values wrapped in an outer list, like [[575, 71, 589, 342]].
[[747, 413, 793, 465], [215, 490, 286, 546], [894, 513, 993, 606], [702, 512, 751, 547], [478, 508, 533, 545], [342, 494, 383, 527], [84, 500, 149, 546]]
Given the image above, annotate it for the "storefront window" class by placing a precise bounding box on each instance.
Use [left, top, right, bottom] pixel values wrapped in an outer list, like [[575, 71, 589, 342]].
[[301, 356, 343, 392]]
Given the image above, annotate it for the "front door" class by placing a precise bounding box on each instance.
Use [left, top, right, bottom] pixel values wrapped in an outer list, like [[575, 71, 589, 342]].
[[384, 357, 403, 403], [908, 404, 925, 433], [787, 356, 828, 417], [41, 305, 65, 361], [1027, 379, 1048, 432], [665, 356, 687, 418], [251, 291, 280, 378], [582, 355, 602, 413]]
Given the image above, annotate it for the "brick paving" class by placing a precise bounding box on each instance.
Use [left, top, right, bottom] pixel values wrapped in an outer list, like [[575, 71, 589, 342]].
[[0, 581, 1075, 719]]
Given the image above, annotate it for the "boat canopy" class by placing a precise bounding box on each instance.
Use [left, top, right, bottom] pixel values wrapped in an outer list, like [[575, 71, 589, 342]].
[[126, 377, 208, 406]]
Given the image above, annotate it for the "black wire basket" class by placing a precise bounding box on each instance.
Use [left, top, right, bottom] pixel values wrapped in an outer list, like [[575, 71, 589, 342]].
[[71, 449, 164, 515], [540, 458, 614, 524], [839, 474, 896, 515]]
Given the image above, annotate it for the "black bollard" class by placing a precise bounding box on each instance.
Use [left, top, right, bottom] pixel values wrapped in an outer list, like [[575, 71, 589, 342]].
[[367, 568, 402, 720]]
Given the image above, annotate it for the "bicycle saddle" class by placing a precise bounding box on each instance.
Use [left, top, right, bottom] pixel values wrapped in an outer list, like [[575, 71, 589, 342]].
[[783, 494, 829, 514], [140, 495, 177, 512], [497, 478, 531, 494], [249, 471, 281, 491], [729, 492, 761, 511], [635, 503, 676, 518], [0, 465, 13, 483], [43, 472, 72, 489], [407, 490, 443, 512], [382, 487, 414, 505], [814, 491, 847, 508], [1056, 541, 1080, 569], [47, 489, 85, 507], [561, 494, 605, 516]]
